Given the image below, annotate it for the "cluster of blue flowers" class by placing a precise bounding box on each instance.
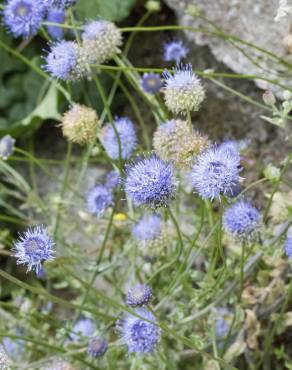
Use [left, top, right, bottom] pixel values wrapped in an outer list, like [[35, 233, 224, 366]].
[[5, 2, 292, 364], [3, 0, 75, 38], [118, 284, 160, 354]]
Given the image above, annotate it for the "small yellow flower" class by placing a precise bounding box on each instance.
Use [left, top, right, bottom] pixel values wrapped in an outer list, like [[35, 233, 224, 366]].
[[114, 213, 128, 221]]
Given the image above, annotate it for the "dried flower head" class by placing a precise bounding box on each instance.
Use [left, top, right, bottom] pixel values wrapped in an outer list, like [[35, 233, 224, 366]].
[[118, 308, 160, 354], [141, 73, 162, 94], [223, 200, 261, 239], [125, 156, 175, 209], [127, 284, 153, 307], [0, 135, 15, 160], [192, 145, 241, 200], [86, 185, 113, 217], [46, 7, 65, 39], [82, 20, 122, 64], [153, 119, 209, 168], [3, 0, 45, 37], [163, 64, 205, 114], [101, 117, 137, 160], [163, 40, 189, 63], [87, 336, 108, 358], [61, 104, 100, 145], [13, 225, 55, 273]]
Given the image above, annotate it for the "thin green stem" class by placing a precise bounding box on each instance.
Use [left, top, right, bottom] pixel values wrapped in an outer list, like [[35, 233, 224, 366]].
[[238, 241, 246, 302]]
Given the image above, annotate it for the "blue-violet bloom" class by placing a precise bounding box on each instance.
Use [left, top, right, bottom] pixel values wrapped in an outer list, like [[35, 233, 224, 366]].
[[13, 225, 55, 273]]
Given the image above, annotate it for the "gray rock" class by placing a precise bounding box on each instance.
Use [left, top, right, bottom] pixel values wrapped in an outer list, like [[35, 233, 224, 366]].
[[165, 0, 292, 96]]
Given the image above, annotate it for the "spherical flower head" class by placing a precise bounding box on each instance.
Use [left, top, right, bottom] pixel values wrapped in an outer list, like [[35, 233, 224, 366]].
[[87, 337, 108, 358], [125, 156, 175, 209], [13, 225, 55, 273], [3, 0, 45, 38], [141, 73, 162, 94], [44, 41, 88, 81], [70, 318, 96, 342], [82, 20, 122, 64], [132, 215, 162, 241], [0, 135, 15, 160], [127, 284, 153, 307], [153, 119, 209, 168], [105, 170, 119, 190], [223, 200, 261, 238], [118, 308, 160, 354], [192, 145, 241, 200], [163, 40, 189, 63], [101, 117, 137, 160], [46, 7, 65, 39], [0, 345, 10, 370], [284, 237, 292, 259], [163, 64, 205, 115], [61, 104, 100, 145], [86, 185, 113, 217]]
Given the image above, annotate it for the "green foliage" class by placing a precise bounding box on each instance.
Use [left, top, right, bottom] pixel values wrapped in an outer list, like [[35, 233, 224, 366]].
[[76, 0, 136, 21]]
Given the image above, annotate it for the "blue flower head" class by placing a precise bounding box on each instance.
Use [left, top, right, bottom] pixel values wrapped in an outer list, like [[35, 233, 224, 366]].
[[101, 117, 137, 160], [70, 318, 96, 342], [46, 7, 65, 39], [127, 284, 153, 307], [3, 0, 45, 37], [118, 308, 160, 354], [44, 41, 78, 80], [132, 215, 162, 241], [163, 64, 205, 114], [0, 135, 15, 160], [125, 156, 175, 209], [105, 170, 120, 190], [141, 73, 162, 94], [13, 225, 55, 273], [284, 237, 292, 259], [192, 145, 241, 200], [163, 40, 189, 63], [223, 200, 261, 238], [86, 185, 113, 217], [87, 336, 108, 358]]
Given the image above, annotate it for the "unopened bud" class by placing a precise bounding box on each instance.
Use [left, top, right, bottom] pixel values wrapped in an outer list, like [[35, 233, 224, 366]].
[[145, 1, 161, 12], [262, 90, 276, 106]]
